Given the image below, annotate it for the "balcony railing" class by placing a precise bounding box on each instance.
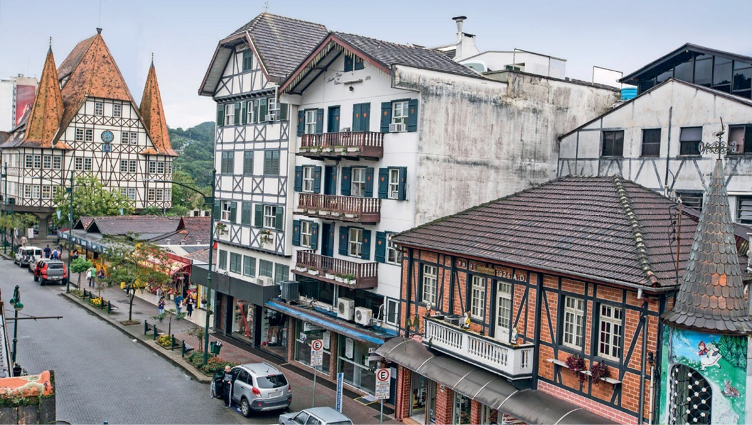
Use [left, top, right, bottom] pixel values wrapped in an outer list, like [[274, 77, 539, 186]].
[[300, 132, 384, 159], [423, 316, 534, 380], [293, 250, 378, 289], [297, 193, 381, 223]]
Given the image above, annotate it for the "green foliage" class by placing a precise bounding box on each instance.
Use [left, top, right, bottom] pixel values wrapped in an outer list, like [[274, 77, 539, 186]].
[[52, 173, 133, 226], [187, 351, 237, 375], [716, 335, 747, 369], [70, 257, 93, 274], [169, 122, 215, 188]]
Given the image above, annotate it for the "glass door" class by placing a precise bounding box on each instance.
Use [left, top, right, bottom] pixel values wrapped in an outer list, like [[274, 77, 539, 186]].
[[410, 374, 426, 423], [495, 281, 512, 342], [453, 392, 471, 425]]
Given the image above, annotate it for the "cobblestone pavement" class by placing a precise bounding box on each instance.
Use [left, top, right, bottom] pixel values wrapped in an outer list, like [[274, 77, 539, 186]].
[[0, 258, 271, 424]]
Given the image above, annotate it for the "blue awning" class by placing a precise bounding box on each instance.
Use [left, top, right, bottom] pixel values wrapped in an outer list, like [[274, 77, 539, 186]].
[[266, 301, 385, 345]]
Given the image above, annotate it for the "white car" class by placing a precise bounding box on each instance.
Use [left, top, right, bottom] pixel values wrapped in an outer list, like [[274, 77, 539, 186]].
[[14, 246, 42, 267], [280, 407, 353, 425]]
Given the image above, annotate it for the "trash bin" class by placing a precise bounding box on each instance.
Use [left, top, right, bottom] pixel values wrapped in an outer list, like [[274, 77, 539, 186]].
[[210, 340, 223, 355]]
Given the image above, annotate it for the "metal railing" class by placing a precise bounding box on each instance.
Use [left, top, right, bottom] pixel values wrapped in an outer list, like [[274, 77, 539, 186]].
[[300, 132, 384, 158], [297, 193, 381, 223], [295, 250, 378, 288]]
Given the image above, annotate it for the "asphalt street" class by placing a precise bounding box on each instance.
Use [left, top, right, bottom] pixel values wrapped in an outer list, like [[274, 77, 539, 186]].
[[0, 257, 277, 424]]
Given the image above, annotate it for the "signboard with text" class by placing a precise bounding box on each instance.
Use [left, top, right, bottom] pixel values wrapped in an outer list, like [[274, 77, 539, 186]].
[[375, 368, 390, 399], [311, 339, 324, 367]]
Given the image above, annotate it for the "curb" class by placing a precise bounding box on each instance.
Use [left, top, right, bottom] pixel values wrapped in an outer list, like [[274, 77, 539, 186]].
[[59, 291, 212, 383]]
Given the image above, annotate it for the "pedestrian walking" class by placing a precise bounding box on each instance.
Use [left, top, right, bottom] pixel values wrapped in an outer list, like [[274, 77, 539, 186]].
[[71, 249, 79, 261], [19, 236, 28, 247], [51, 249, 58, 260], [222, 365, 233, 407], [175, 294, 184, 316], [43, 245, 51, 259], [97, 267, 105, 282], [88, 265, 96, 287], [186, 297, 193, 317], [155, 286, 163, 299], [158, 297, 165, 315]]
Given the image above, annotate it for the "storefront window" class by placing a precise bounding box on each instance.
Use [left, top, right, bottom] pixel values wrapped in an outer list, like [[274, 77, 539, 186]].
[[258, 307, 287, 358], [338, 336, 376, 394], [480, 405, 498, 425], [410, 373, 427, 423], [294, 321, 331, 374], [232, 300, 254, 343], [453, 392, 471, 425]]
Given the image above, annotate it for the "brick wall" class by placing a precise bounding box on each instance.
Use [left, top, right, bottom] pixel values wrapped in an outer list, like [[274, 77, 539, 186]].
[[395, 365, 411, 420], [539, 381, 638, 424], [434, 384, 453, 425]]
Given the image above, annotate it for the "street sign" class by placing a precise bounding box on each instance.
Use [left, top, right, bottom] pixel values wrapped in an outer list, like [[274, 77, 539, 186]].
[[335, 372, 344, 412], [375, 368, 390, 400], [311, 339, 324, 367]]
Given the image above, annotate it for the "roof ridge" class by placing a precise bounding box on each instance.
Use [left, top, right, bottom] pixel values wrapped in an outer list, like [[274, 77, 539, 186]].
[[260, 12, 327, 28], [612, 176, 659, 286], [334, 31, 422, 50]]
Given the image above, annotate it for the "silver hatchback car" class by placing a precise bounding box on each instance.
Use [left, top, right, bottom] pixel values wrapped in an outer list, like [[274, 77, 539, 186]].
[[230, 362, 291, 416], [280, 407, 354, 425]]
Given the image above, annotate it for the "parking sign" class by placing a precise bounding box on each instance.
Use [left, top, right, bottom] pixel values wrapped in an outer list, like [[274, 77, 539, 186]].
[[311, 339, 324, 367], [375, 368, 390, 399]]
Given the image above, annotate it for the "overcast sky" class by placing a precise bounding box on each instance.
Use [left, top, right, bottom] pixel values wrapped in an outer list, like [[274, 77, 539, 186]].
[[1, 0, 751, 129]]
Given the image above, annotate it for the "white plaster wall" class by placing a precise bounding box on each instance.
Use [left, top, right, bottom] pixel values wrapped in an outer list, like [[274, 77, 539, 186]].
[[214, 45, 270, 98], [460, 51, 566, 79], [0, 80, 14, 132]]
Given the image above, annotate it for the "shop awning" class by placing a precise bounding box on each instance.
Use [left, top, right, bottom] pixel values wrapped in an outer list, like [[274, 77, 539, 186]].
[[377, 338, 616, 425], [266, 301, 385, 345]]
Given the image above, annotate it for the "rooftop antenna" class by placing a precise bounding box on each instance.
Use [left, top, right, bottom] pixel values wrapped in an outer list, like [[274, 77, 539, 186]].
[[264, 0, 269, 12]]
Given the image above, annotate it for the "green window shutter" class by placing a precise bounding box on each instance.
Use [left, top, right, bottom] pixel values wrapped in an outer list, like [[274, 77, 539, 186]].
[[380, 102, 392, 133], [275, 206, 284, 231], [241, 202, 252, 225], [330, 106, 340, 132], [218, 250, 227, 270], [217, 104, 224, 127], [234, 102, 241, 125], [361, 103, 370, 132], [375, 231, 386, 263], [254, 204, 263, 227], [316, 109, 324, 134], [407, 99, 419, 132], [311, 222, 319, 251], [398, 167, 407, 200], [313, 166, 322, 194], [344, 55, 353, 72], [230, 202, 237, 222], [352, 104, 360, 132], [297, 111, 305, 136], [260, 98, 268, 122], [213, 200, 220, 219], [279, 103, 289, 121], [292, 220, 301, 246], [294, 166, 303, 192], [377, 168, 389, 199], [242, 50, 252, 71], [355, 57, 364, 71], [243, 151, 253, 175], [338, 226, 349, 256], [361, 229, 372, 260], [340, 167, 351, 196], [241, 102, 247, 125], [364, 167, 374, 197]]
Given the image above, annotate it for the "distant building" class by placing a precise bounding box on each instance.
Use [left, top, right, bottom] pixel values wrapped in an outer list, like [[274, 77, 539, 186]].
[[0, 74, 37, 132]]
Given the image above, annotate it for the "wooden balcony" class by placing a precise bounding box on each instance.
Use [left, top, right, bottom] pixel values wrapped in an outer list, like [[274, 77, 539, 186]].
[[423, 316, 534, 380], [297, 193, 381, 223], [300, 132, 383, 160], [293, 250, 378, 289]]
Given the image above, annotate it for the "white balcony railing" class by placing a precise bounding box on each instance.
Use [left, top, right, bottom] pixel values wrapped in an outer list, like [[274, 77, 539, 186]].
[[424, 317, 533, 379]]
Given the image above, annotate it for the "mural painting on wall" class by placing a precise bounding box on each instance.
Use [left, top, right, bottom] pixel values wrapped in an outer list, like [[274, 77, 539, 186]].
[[659, 326, 747, 424]]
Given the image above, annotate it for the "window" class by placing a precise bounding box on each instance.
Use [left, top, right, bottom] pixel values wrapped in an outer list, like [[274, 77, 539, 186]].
[[669, 364, 712, 425], [263, 205, 277, 228], [351, 167, 366, 197], [218, 250, 227, 270], [224, 104, 234, 126], [496, 281, 512, 334], [470, 276, 486, 320], [42, 155, 51, 169], [165, 189, 171, 201], [348, 227, 363, 257], [94, 102, 104, 116], [301, 221, 312, 248], [221, 201, 232, 221], [243, 256, 256, 277], [33, 155, 41, 169], [127, 188, 136, 200], [74, 157, 83, 171], [113, 103, 122, 117], [129, 160, 137, 173], [75, 128, 84, 141], [156, 189, 164, 201], [84, 158, 92, 171], [388, 168, 400, 199], [598, 304, 622, 360], [676, 190, 704, 211], [242, 50, 253, 71], [31, 185, 40, 198], [25, 155, 32, 168], [147, 189, 155, 202], [268, 98, 277, 117], [149, 161, 156, 174], [23, 185, 31, 198], [130, 132, 138, 145], [304, 110, 317, 135], [391, 101, 408, 128], [157, 162, 165, 174], [562, 296, 585, 349], [264, 150, 279, 176], [344, 55, 364, 72], [85, 129, 93, 142], [41, 186, 51, 199], [302, 166, 314, 192], [221, 151, 234, 174], [680, 127, 702, 156], [259, 260, 273, 277], [641, 129, 661, 157], [422, 265, 438, 305], [737, 196, 752, 224], [121, 132, 129, 144], [385, 298, 399, 326], [274, 264, 289, 285], [243, 151, 253, 175], [729, 125, 752, 154], [52, 156, 61, 170], [230, 253, 242, 273], [246, 100, 254, 124], [386, 234, 401, 265], [601, 130, 624, 157]]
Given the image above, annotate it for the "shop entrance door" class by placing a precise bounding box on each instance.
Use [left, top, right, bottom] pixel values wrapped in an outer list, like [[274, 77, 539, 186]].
[[409, 373, 427, 424], [495, 281, 512, 343]]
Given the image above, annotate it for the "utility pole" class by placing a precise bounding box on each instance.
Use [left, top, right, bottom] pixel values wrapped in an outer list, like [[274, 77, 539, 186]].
[[203, 169, 216, 365], [66, 173, 73, 293], [2, 164, 6, 254]]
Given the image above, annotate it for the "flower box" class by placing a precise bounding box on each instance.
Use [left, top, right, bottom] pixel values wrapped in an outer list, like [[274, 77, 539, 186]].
[[318, 210, 330, 216], [344, 213, 357, 219], [347, 147, 360, 153], [325, 273, 336, 280], [334, 276, 345, 283], [308, 269, 319, 276], [322, 147, 334, 153], [296, 266, 307, 272]]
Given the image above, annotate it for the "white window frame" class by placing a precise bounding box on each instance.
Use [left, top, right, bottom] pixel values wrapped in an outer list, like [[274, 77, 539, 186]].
[[42, 155, 51, 169], [388, 168, 400, 199], [392, 100, 408, 128], [304, 110, 317, 135], [94, 101, 104, 116], [127, 188, 136, 200], [33, 155, 41, 169], [470, 276, 487, 320], [496, 281, 512, 332], [156, 189, 164, 202], [386, 234, 401, 265], [563, 296, 585, 350], [221, 201, 232, 221], [85, 129, 93, 142], [84, 157, 92, 171], [246, 100, 254, 124], [351, 167, 366, 197], [598, 304, 622, 361], [157, 162, 165, 174], [74, 157, 83, 171], [302, 166, 314, 193], [301, 221, 312, 248], [263, 205, 277, 229], [385, 298, 399, 326], [422, 265, 438, 306], [164, 188, 171, 201], [31, 185, 40, 199], [23, 185, 31, 198], [41, 185, 51, 200], [348, 227, 363, 257], [52, 156, 61, 170], [149, 161, 156, 174], [129, 160, 137, 173], [25, 155, 32, 168], [147, 188, 155, 202], [130, 132, 138, 145], [224, 104, 234, 126], [113, 103, 122, 117], [75, 128, 84, 142], [121, 131, 129, 144]]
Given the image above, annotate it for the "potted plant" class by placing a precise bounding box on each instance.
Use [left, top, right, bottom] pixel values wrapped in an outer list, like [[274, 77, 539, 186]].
[[296, 265, 307, 272], [566, 355, 587, 384], [334, 274, 345, 283], [259, 229, 274, 245], [344, 274, 356, 285], [590, 361, 610, 385], [215, 222, 228, 236], [334, 145, 347, 154], [325, 271, 336, 279], [308, 268, 319, 276]]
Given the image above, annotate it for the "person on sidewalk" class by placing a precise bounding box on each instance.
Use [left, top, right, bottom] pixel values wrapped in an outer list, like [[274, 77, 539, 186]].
[[222, 365, 233, 407], [186, 297, 193, 317], [71, 249, 79, 261], [19, 236, 28, 247], [175, 294, 184, 317], [51, 249, 58, 260], [158, 297, 165, 316], [43, 245, 51, 259], [88, 265, 96, 287]]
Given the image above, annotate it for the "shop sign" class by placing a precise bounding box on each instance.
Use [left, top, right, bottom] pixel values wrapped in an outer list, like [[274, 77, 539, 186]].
[[375, 368, 390, 399], [299, 332, 307, 342], [345, 338, 354, 359], [323, 330, 331, 349], [304, 321, 323, 333], [469, 262, 527, 282], [310, 339, 324, 367], [335, 373, 344, 412]]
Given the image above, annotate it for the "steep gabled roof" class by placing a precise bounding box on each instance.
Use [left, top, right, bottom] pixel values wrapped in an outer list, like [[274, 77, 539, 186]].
[[394, 176, 749, 290], [139, 61, 176, 157], [22, 47, 64, 147], [86, 215, 181, 236]]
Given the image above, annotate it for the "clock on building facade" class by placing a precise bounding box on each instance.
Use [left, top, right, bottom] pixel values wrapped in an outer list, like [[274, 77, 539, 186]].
[[101, 130, 114, 143]]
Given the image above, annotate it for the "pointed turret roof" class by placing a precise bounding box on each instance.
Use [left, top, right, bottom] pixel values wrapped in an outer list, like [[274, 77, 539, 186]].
[[661, 158, 752, 335], [139, 60, 176, 156], [23, 47, 64, 146]]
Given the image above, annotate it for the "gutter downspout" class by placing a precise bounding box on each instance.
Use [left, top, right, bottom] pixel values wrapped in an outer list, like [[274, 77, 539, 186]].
[[638, 309, 648, 424], [663, 107, 673, 190], [405, 247, 413, 338]]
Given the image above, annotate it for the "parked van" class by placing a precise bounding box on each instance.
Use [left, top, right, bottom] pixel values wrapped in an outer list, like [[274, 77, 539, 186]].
[[14, 246, 43, 267]]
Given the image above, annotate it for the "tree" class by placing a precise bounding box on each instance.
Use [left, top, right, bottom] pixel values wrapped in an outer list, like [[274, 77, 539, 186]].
[[101, 237, 171, 322], [0, 214, 38, 251], [52, 174, 133, 227], [171, 169, 206, 211], [70, 257, 93, 288]]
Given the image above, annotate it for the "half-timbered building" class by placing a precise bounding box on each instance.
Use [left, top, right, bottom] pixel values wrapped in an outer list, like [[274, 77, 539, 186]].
[[379, 175, 751, 424], [198, 13, 327, 358], [0, 30, 176, 237]]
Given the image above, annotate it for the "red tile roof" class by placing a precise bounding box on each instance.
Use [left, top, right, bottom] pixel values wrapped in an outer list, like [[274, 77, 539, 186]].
[[139, 61, 176, 157], [23, 48, 64, 147]]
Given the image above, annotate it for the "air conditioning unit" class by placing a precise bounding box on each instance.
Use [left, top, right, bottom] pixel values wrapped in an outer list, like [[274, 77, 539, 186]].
[[337, 297, 355, 321], [444, 315, 462, 326], [389, 123, 405, 133], [258, 276, 273, 286], [280, 280, 299, 302], [354, 307, 373, 326], [265, 114, 276, 122]]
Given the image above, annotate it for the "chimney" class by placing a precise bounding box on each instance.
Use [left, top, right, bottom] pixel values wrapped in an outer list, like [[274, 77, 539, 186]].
[[452, 16, 467, 43]]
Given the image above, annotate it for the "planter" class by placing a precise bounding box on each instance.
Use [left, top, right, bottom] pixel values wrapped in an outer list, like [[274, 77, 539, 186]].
[[347, 147, 360, 153], [334, 146, 347, 153], [334, 276, 345, 283], [325, 273, 336, 280], [322, 147, 334, 153], [296, 266, 307, 272], [344, 213, 357, 219], [308, 270, 319, 276], [318, 210, 330, 216], [344, 279, 354, 285]]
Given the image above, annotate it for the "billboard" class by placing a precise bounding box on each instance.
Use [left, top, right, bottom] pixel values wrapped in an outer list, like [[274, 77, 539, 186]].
[[15, 85, 36, 125]]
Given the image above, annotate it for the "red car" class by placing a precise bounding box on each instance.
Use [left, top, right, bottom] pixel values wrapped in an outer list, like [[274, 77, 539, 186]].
[[33, 259, 68, 285]]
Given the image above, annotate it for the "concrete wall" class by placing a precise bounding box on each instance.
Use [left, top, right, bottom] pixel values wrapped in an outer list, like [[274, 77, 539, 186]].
[[393, 66, 619, 224], [460, 51, 567, 79]]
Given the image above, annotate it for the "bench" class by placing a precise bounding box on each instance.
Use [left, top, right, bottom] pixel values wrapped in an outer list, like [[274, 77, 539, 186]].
[[143, 320, 166, 340]]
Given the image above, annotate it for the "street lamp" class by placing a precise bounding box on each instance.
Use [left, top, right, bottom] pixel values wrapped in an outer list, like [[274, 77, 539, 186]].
[[66, 173, 74, 293], [9, 285, 23, 374], [151, 170, 216, 365]]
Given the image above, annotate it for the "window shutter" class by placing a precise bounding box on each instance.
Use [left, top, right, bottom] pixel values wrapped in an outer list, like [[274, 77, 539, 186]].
[[361, 103, 370, 132], [380, 102, 392, 133], [339, 226, 349, 256], [217, 104, 224, 127], [377, 168, 388, 199], [241, 102, 247, 125], [242, 202, 252, 225], [297, 111, 305, 136], [234, 102, 241, 125], [407, 99, 419, 132], [340, 167, 351, 196], [213, 200, 221, 219], [352, 104, 360, 132], [292, 220, 301, 246], [398, 167, 407, 200], [260, 98, 268, 122], [344, 55, 353, 72], [279, 103, 289, 121], [294, 166, 303, 192], [375, 231, 386, 263], [254, 204, 263, 227], [275, 206, 284, 231], [313, 166, 322, 194], [311, 222, 319, 251], [230, 202, 237, 222], [364, 167, 374, 197], [331, 107, 340, 133], [361, 229, 372, 260], [316, 109, 324, 134]]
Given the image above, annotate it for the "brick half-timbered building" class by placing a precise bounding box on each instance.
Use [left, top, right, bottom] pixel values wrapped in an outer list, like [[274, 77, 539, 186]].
[[378, 175, 751, 424]]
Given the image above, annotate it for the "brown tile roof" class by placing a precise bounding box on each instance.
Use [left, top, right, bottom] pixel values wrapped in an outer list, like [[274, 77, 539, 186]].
[[57, 35, 96, 80], [662, 159, 752, 335], [23, 48, 64, 147], [86, 215, 181, 236], [150, 216, 211, 245], [139, 61, 176, 157], [394, 176, 749, 289]]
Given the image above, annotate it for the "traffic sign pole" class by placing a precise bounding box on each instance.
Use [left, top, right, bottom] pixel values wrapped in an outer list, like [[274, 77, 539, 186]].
[[375, 367, 391, 425], [310, 339, 324, 408]]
